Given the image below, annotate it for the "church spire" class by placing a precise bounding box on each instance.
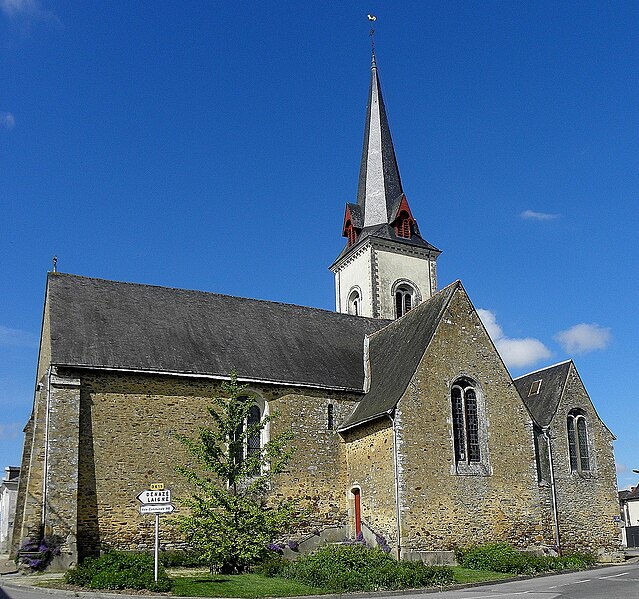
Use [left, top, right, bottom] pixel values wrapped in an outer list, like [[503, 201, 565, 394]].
[[356, 52, 404, 227]]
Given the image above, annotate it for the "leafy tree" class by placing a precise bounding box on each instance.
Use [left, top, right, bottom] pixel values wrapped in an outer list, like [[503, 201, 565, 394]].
[[174, 372, 300, 574]]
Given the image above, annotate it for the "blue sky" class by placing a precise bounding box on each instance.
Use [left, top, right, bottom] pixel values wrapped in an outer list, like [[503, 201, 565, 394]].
[[1, 1, 637, 488]]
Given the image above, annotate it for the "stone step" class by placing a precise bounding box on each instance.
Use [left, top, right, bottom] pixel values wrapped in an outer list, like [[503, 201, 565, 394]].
[[0, 555, 18, 575]]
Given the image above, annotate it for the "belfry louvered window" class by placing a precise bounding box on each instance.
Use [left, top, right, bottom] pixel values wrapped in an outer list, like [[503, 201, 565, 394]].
[[345, 221, 357, 247], [395, 285, 414, 318], [348, 289, 361, 316], [396, 211, 411, 238], [451, 380, 481, 464], [567, 410, 590, 473]]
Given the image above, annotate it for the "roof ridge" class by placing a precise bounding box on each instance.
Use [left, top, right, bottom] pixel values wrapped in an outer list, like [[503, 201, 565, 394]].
[[513, 359, 572, 380], [366, 280, 459, 342], [49, 272, 389, 323]]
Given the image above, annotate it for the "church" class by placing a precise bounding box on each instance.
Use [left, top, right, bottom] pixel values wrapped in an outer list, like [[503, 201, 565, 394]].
[[13, 51, 621, 569]]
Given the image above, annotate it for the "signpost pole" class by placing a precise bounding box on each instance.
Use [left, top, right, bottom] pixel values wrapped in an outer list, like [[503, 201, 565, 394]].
[[154, 513, 159, 583]]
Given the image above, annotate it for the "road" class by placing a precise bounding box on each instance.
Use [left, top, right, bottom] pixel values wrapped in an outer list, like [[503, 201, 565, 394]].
[[407, 560, 639, 599], [0, 561, 638, 599]]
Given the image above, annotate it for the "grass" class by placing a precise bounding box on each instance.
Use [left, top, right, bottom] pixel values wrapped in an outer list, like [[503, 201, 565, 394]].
[[40, 565, 536, 597], [450, 566, 512, 584], [171, 573, 326, 597], [169, 567, 510, 597]]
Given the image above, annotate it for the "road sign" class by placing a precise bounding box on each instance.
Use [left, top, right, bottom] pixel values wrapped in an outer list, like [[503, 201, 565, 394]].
[[137, 489, 171, 504], [140, 503, 175, 515], [150, 482, 165, 491]]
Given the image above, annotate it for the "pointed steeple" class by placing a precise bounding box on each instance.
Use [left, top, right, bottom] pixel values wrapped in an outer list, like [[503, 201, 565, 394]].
[[356, 53, 404, 227]]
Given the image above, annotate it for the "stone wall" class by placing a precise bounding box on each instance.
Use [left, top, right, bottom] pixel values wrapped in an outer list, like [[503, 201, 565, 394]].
[[343, 418, 397, 546], [12, 378, 47, 557], [548, 365, 622, 559], [70, 371, 357, 557], [395, 288, 545, 552]]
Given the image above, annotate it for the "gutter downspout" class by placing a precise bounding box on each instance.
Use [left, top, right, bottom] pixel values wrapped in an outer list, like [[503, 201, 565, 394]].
[[41, 367, 52, 534], [388, 412, 402, 560], [543, 427, 561, 555]]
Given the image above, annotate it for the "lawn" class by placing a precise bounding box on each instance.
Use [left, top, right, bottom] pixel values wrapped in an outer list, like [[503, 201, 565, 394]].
[[450, 566, 512, 584], [171, 573, 326, 597], [169, 568, 510, 597]]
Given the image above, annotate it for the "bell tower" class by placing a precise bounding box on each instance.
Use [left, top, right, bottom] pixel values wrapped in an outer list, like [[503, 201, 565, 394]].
[[330, 52, 441, 320]]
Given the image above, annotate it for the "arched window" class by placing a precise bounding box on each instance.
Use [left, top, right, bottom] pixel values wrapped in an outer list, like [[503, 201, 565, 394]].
[[395, 284, 414, 318], [451, 380, 481, 464], [234, 395, 268, 476], [348, 289, 361, 316], [567, 410, 590, 473]]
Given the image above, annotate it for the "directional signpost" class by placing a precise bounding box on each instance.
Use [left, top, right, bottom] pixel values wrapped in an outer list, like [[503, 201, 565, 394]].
[[137, 483, 175, 582]]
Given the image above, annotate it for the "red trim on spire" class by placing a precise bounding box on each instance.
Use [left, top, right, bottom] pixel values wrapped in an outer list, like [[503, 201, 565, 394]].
[[342, 205, 360, 247]]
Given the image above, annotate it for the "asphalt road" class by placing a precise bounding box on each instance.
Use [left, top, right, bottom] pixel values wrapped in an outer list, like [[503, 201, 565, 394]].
[[401, 560, 639, 599], [0, 561, 638, 599]]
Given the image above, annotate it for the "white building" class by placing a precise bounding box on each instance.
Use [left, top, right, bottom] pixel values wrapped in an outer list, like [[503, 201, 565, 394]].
[[0, 467, 20, 553]]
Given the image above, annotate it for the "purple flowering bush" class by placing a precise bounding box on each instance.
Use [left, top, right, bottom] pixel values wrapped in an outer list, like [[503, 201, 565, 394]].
[[18, 537, 62, 571]]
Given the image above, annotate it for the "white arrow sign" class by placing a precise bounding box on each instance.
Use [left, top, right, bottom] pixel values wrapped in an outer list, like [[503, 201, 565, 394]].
[[137, 489, 171, 504], [140, 503, 175, 515]]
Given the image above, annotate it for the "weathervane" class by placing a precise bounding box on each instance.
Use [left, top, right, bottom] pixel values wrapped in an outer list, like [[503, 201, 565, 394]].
[[368, 14, 377, 60], [52, 255, 58, 273]]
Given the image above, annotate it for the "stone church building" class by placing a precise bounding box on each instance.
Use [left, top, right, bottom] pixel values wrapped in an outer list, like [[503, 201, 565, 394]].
[[13, 53, 621, 568]]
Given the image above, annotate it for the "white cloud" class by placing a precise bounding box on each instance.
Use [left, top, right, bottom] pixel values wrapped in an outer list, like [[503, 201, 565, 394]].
[[476, 309, 502, 340], [0, 112, 15, 129], [1, 0, 60, 24], [555, 323, 611, 355], [477, 308, 552, 369], [0, 422, 21, 440], [0, 324, 38, 348], [520, 209, 559, 221]]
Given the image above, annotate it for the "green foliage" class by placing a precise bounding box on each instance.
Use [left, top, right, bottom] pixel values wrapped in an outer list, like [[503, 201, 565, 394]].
[[171, 572, 323, 597], [458, 542, 595, 575], [266, 544, 454, 592], [174, 372, 301, 574], [160, 549, 210, 568], [64, 551, 172, 592]]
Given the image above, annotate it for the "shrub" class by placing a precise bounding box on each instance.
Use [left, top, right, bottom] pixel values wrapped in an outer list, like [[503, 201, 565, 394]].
[[459, 543, 533, 574], [459, 543, 596, 575], [160, 549, 209, 568], [554, 552, 596, 570], [17, 537, 62, 571], [268, 544, 453, 592], [64, 551, 172, 592], [254, 554, 289, 577]]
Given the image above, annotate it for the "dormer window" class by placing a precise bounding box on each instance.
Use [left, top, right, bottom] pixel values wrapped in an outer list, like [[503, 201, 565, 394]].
[[529, 380, 542, 396], [396, 211, 412, 238], [344, 220, 357, 247]]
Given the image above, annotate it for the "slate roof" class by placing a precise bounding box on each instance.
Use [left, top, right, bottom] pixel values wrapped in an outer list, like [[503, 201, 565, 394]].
[[346, 203, 364, 229], [331, 223, 441, 267], [339, 281, 460, 430], [620, 487, 639, 502], [514, 361, 572, 427], [46, 273, 390, 391], [356, 56, 403, 221]]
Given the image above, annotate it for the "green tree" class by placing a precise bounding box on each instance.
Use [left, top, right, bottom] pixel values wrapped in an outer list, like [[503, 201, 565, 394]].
[[174, 372, 300, 574]]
